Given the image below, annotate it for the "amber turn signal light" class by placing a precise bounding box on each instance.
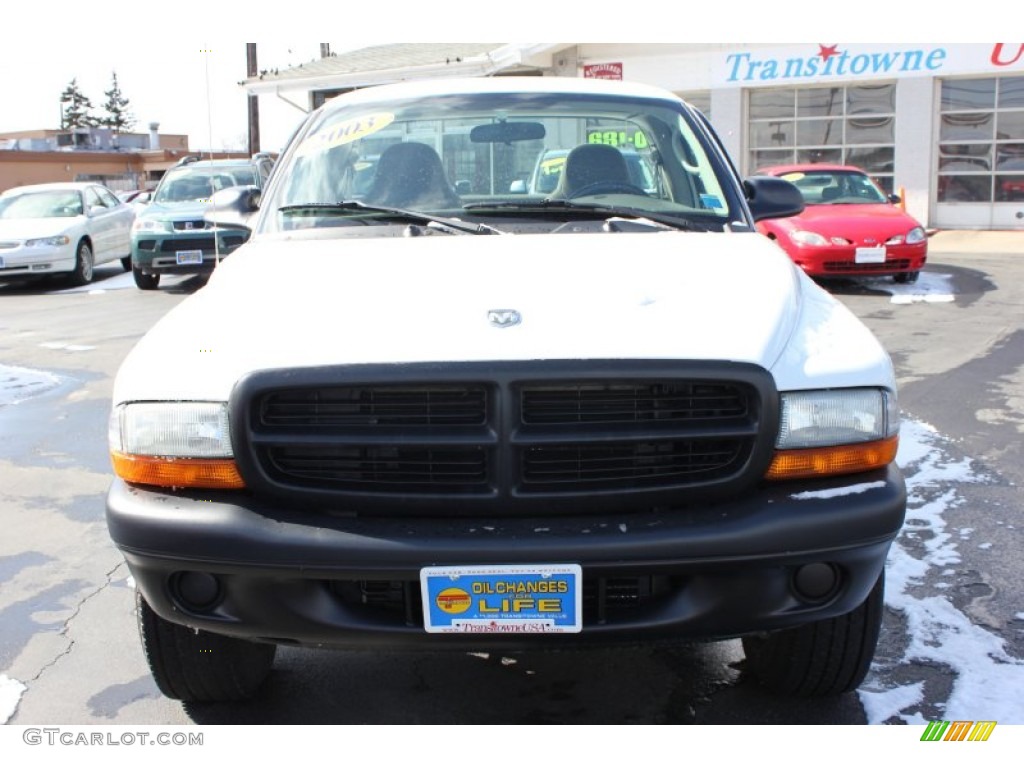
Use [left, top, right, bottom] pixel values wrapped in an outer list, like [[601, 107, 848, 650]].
[[111, 451, 245, 489], [765, 435, 898, 481]]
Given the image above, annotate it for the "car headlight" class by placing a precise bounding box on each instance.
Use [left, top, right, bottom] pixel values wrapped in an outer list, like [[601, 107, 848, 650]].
[[132, 218, 173, 234], [905, 226, 927, 244], [789, 230, 829, 247], [766, 388, 899, 480], [25, 235, 70, 247], [108, 402, 244, 489]]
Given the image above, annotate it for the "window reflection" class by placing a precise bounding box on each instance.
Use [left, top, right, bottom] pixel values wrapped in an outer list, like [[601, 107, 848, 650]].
[[747, 84, 895, 190], [939, 75, 1024, 204]]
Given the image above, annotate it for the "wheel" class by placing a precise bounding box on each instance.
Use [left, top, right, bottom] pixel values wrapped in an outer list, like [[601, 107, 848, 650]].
[[69, 240, 94, 286], [121, 256, 132, 272], [741, 571, 884, 697], [894, 271, 919, 284], [132, 266, 161, 290], [135, 589, 276, 702], [569, 181, 648, 198]]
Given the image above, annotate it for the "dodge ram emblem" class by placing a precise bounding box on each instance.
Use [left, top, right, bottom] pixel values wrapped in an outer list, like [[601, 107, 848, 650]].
[[488, 309, 521, 328]]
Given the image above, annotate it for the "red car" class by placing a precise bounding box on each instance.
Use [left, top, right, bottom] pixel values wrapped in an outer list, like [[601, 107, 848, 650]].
[[755, 164, 927, 283]]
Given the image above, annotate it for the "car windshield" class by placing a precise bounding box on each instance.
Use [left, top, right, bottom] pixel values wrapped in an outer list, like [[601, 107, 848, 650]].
[[0, 190, 83, 219], [778, 170, 888, 205], [262, 88, 743, 234], [154, 166, 259, 204]]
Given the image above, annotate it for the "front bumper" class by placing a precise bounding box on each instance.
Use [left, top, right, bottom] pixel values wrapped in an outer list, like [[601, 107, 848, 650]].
[[106, 465, 906, 650], [131, 231, 248, 275], [789, 242, 928, 278], [0, 243, 75, 279]]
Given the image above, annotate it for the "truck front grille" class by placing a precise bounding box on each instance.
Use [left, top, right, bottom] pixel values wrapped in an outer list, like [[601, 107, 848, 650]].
[[521, 382, 748, 425], [261, 385, 487, 427], [233, 361, 777, 515], [521, 439, 746, 491]]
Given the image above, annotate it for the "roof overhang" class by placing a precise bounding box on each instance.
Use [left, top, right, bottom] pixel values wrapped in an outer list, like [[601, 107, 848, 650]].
[[241, 44, 571, 100]]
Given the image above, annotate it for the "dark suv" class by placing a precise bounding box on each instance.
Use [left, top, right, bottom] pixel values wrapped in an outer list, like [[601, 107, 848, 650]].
[[129, 154, 274, 289]]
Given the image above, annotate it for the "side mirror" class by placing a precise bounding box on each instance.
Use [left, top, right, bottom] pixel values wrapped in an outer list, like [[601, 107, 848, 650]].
[[744, 176, 805, 222], [888, 193, 902, 204], [136, 192, 151, 205], [88, 205, 105, 217], [509, 179, 527, 194], [205, 185, 260, 231]]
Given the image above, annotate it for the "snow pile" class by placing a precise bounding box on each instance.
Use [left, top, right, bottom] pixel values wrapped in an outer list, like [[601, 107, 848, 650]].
[[860, 418, 1024, 723], [0, 363, 61, 406], [0, 675, 26, 724]]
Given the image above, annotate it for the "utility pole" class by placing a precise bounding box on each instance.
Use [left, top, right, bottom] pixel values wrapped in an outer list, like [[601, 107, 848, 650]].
[[247, 44, 260, 156]]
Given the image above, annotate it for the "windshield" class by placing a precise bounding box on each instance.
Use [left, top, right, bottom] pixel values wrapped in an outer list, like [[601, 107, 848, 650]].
[[778, 170, 889, 205], [0, 190, 83, 219], [261, 88, 746, 234], [154, 166, 259, 204]]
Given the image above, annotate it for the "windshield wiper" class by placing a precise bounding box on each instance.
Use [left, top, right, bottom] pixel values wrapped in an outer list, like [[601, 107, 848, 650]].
[[462, 200, 711, 232], [276, 201, 503, 235]]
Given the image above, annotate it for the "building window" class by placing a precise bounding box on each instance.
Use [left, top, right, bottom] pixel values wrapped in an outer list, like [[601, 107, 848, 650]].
[[938, 75, 1024, 203], [747, 84, 896, 194]]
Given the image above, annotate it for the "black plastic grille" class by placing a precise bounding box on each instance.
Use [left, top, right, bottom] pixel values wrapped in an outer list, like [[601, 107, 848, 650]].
[[266, 445, 489, 492], [521, 382, 748, 425], [823, 258, 911, 273], [261, 385, 487, 428], [172, 220, 209, 230], [520, 439, 745, 491], [330, 574, 674, 627], [236, 362, 775, 513], [158, 237, 246, 252]]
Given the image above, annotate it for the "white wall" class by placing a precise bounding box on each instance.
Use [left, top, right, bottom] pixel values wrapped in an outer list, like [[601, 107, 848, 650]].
[[894, 77, 935, 227], [709, 89, 745, 171]]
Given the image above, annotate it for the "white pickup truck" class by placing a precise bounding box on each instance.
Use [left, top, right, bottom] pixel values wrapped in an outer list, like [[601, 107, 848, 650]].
[[106, 77, 905, 703]]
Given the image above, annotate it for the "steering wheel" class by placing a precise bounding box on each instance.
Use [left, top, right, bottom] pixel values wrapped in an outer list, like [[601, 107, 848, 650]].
[[568, 181, 648, 198]]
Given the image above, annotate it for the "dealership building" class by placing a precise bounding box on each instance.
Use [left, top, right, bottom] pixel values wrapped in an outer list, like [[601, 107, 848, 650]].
[[246, 43, 1024, 231]]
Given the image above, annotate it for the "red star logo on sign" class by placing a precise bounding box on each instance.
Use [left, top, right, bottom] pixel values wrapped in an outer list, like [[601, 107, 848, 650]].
[[818, 44, 840, 61]]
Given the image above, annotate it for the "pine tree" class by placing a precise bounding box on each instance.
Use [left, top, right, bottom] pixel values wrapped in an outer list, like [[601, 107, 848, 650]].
[[100, 71, 135, 132], [59, 78, 98, 129]]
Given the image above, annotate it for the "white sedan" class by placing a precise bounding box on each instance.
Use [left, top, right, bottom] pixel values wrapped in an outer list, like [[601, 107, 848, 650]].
[[0, 182, 135, 285]]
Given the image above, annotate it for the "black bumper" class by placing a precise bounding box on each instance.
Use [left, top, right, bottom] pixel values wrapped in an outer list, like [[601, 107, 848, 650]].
[[106, 465, 906, 650]]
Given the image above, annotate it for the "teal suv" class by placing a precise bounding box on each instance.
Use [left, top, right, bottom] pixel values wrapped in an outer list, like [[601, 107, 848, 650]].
[[130, 155, 273, 290]]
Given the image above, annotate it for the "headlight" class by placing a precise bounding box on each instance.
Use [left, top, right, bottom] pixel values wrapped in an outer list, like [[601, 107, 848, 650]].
[[109, 402, 244, 489], [132, 218, 172, 234], [789, 230, 829, 247], [905, 226, 927, 244], [25, 235, 70, 247], [767, 388, 899, 481]]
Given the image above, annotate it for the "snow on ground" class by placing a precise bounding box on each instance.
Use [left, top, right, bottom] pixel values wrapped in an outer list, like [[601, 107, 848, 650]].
[[0, 363, 61, 406], [881, 272, 957, 304], [0, 675, 26, 724], [860, 418, 1024, 724]]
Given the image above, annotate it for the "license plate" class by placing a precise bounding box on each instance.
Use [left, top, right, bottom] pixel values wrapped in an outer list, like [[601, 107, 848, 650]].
[[421, 564, 582, 634], [854, 246, 886, 264], [175, 250, 203, 265]]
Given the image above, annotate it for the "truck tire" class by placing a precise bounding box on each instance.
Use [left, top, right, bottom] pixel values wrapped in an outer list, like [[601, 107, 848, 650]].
[[135, 589, 276, 702], [741, 571, 884, 697]]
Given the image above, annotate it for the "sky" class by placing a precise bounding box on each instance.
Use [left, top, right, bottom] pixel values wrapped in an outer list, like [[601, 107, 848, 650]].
[[0, 40, 332, 153]]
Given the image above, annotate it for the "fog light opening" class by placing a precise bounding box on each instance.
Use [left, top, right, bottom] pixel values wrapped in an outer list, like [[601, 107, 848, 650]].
[[792, 563, 840, 603], [170, 571, 223, 613]]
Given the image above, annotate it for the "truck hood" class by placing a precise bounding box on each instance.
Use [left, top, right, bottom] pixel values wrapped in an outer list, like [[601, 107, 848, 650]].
[[113, 230, 895, 403]]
